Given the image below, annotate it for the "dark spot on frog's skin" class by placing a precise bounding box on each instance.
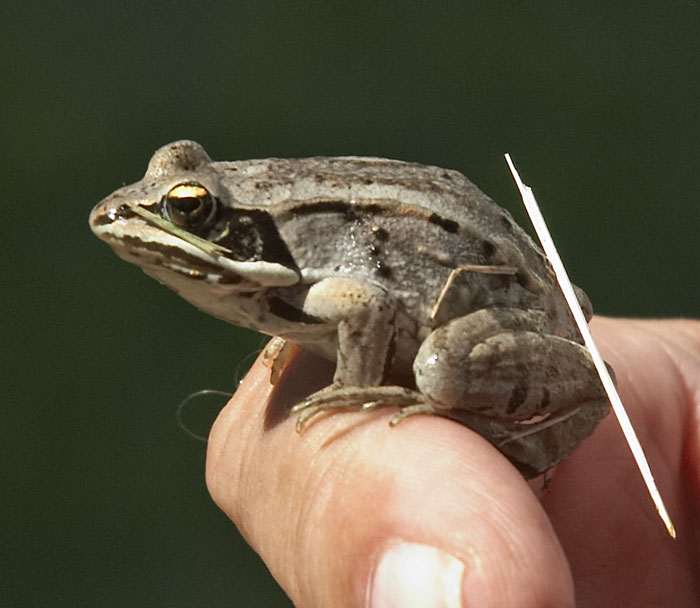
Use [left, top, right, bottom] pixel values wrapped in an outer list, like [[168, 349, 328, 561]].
[[441, 172, 453, 181], [375, 260, 392, 278], [343, 207, 361, 223], [372, 226, 389, 241], [313, 174, 341, 186], [499, 213, 515, 233], [366, 241, 391, 277], [114, 204, 139, 219], [349, 329, 364, 341], [507, 385, 528, 414], [515, 272, 529, 288], [215, 274, 246, 285], [481, 240, 496, 260], [428, 213, 459, 233], [254, 180, 283, 191], [540, 387, 550, 410]]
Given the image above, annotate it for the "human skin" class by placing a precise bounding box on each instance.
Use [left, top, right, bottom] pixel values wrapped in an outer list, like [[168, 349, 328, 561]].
[[206, 318, 700, 607]]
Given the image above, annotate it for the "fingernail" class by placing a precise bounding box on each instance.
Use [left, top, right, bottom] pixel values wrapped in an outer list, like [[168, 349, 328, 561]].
[[369, 542, 464, 608]]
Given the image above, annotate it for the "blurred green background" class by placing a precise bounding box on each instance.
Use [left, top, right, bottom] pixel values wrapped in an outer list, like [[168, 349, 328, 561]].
[[3, 2, 698, 606]]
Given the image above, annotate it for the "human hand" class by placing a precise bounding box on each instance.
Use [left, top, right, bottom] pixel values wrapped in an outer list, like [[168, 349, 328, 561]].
[[206, 318, 700, 607]]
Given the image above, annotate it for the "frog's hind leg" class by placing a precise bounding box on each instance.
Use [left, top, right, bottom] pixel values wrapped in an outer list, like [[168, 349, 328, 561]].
[[291, 385, 425, 432], [413, 307, 611, 477]]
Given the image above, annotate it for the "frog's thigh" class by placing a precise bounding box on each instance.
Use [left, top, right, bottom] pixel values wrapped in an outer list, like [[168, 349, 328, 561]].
[[414, 307, 605, 420], [303, 277, 395, 386]]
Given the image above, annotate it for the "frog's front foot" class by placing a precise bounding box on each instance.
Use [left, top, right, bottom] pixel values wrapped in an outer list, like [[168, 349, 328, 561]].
[[290, 385, 425, 432]]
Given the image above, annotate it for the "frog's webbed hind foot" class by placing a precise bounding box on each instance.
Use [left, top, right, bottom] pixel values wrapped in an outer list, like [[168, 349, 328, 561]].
[[290, 385, 426, 432]]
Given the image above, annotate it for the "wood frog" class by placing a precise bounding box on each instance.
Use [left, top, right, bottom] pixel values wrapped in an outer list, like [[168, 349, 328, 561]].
[[89, 140, 609, 477]]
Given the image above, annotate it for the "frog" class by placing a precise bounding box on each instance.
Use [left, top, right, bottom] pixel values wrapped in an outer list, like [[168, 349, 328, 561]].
[[89, 140, 610, 478]]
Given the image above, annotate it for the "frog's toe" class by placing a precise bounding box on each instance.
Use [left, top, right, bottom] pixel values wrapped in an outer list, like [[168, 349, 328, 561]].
[[290, 385, 423, 432], [389, 402, 440, 426], [293, 404, 324, 433], [290, 388, 364, 433]]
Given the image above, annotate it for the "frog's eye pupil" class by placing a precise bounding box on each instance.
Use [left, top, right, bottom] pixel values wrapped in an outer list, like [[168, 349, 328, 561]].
[[163, 182, 217, 228]]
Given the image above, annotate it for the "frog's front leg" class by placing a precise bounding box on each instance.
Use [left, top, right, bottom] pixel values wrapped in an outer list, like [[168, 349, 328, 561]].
[[412, 307, 610, 477], [291, 277, 413, 428], [303, 277, 397, 386]]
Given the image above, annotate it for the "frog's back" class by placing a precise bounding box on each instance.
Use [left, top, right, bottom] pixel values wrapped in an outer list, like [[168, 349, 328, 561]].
[[216, 156, 498, 226], [147, 140, 523, 244], [216, 156, 550, 290]]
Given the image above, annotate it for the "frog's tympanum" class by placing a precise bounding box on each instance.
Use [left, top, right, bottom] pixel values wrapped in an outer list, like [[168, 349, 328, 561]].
[[90, 140, 610, 477]]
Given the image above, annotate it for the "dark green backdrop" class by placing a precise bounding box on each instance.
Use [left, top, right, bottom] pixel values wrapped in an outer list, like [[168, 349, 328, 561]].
[[4, 2, 698, 606]]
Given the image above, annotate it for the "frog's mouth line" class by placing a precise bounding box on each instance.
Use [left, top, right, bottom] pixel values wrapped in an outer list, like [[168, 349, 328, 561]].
[[112, 234, 246, 285]]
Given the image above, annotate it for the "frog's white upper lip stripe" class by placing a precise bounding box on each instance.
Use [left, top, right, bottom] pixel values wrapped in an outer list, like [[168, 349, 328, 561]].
[[97, 218, 301, 288], [98, 231, 246, 283]]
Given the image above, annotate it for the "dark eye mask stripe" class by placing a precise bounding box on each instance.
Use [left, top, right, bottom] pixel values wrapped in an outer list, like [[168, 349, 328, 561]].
[[213, 208, 299, 270]]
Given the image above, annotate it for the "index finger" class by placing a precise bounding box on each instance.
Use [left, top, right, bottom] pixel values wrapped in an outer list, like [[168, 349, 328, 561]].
[[206, 347, 574, 608]]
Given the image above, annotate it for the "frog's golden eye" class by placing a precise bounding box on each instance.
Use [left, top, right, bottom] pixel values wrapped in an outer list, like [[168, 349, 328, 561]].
[[162, 182, 217, 228]]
